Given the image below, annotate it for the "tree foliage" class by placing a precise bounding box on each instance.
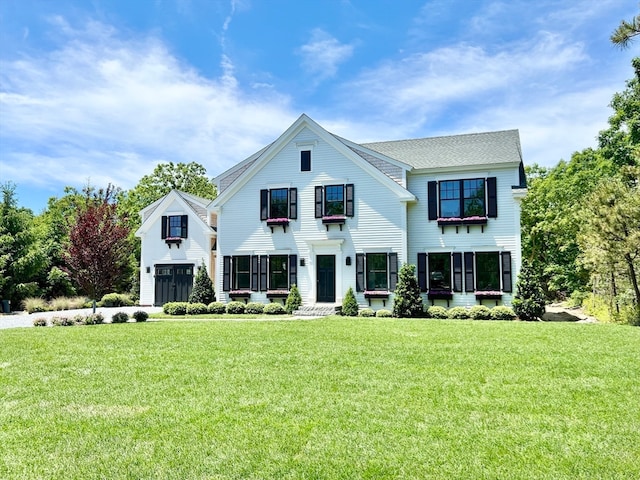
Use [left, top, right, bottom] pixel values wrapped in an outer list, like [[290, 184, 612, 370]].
[[189, 261, 215, 305], [63, 185, 131, 299], [611, 13, 640, 49], [392, 263, 423, 318], [0, 183, 46, 308]]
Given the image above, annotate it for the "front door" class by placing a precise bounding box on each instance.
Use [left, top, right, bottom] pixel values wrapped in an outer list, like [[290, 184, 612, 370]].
[[154, 264, 194, 306], [316, 255, 336, 303]]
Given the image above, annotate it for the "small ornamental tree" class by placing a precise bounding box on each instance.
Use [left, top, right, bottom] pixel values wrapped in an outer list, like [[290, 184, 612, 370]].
[[512, 260, 546, 321], [189, 261, 215, 304], [342, 287, 358, 316], [285, 284, 302, 314], [392, 263, 423, 318]]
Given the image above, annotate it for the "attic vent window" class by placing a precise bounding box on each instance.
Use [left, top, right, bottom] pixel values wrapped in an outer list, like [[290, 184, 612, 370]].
[[301, 150, 311, 171]]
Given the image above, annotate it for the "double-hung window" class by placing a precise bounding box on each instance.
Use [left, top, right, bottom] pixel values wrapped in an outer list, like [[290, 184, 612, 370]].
[[232, 255, 250, 290], [355, 252, 398, 293], [315, 184, 354, 218], [268, 255, 289, 290], [222, 254, 298, 293], [161, 215, 188, 239], [260, 188, 297, 229], [428, 177, 497, 221]]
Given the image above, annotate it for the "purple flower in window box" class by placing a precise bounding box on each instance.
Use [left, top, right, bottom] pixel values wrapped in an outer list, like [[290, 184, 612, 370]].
[[266, 218, 290, 225], [322, 215, 346, 224], [437, 217, 463, 225], [428, 289, 453, 299], [165, 236, 182, 248], [229, 290, 251, 296], [475, 290, 502, 299], [266, 289, 289, 297], [462, 216, 488, 225], [364, 290, 390, 298]]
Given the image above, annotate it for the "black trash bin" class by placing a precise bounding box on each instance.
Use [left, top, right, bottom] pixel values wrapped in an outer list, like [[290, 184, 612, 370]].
[[1, 300, 10, 313]]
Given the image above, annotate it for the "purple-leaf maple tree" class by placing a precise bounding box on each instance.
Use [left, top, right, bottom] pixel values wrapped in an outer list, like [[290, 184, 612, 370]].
[[64, 189, 130, 300]]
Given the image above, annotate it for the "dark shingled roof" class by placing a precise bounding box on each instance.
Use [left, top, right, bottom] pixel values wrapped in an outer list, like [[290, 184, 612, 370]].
[[361, 129, 522, 170]]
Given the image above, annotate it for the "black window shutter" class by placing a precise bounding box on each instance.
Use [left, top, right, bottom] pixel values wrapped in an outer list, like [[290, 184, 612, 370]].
[[452, 253, 463, 292], [259, 255, 268, 291], [501, 252, 512, 292], [181, 215, 188, 238], [161, 216, 167, 239], [356, 254, 365, 292], [487, 177, 497, 218], [427, 181, 438, 221], [388, 252, 398, 291], [345, 184, 354, 217], [315, 186, 323, 218], [260, 189, 269, 220], [417, 253, 428, 292], [289, 188, 297, 220], [251, 255, 259, 291], [222, 256, 231, 292], [464, 252, 475, 292], [289, 255, 297, 288]]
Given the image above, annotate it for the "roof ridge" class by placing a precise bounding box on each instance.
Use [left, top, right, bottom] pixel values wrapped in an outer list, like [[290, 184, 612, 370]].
[[361, 128, 520, 146]]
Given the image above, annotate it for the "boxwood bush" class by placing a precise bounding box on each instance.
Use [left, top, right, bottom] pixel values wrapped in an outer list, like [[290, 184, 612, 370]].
[[226, 301, 246, 315], [491, 305, 517, 320], [163, 302, 188, 315], [207, 302, 226, 314], [264, 302, 285, 315], [132, 310, 149, 322], [376, 309, 393, 318], [186, 303, 208, 315], [358, 308, 375, 317], [100, 293, 135, 307], [426, 306, 448, 319], [447, 306, 470, 319], [245, 302, 265, 314], [469, 305, 492, 320], [111, 312, 129, 323]]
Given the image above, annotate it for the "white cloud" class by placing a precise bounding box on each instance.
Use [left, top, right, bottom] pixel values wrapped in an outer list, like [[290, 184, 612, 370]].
[[0, 18, 296, 191], [298, 28, 354, 82]]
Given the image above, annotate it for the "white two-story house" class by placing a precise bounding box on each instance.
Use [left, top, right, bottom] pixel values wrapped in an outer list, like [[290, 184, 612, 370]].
[[137, 114, 526, 309]]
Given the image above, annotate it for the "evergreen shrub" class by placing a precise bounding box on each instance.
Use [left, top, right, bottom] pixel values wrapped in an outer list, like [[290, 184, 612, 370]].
[[111, 312, 129, 323], [245, 302, 265, 314], [376, 309, 393, 318], [426, 305, 448, 319], [189, 262, 216, 304], [208, 302, 226, 314], [491, 306, 516, 320], [358, 308, 375, 317], [392, 264, 423, 318], [264, 303, 285, 315], [186, 303, 208, 315], [447, 306, 470, 319], [285, 284, 302, 314], [132, 310, 149, 322], [469, 305, 492, 320], [226, 301, 246, 315], [342, 287, 359, 317], [163, 302, 188, 315]]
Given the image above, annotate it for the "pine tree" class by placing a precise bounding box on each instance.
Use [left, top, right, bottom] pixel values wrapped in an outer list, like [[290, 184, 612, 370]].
[[512, 260, 546, 321], [342, 287, 358, 316], [392, 263, 423, 318], [285, 283, 302, 314], [189, 261, 215, 304]]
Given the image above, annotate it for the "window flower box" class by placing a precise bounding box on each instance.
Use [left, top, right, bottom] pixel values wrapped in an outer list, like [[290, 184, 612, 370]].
[[364, 290, 390, 306], [437, 217, 462, 226], [475, 290, 502, 304], [229, 290, 251, 303], [266, 218, 290, 233], [438, 216, 488, 233], [428, 290, 453, 299], [462, 216, 487, 225], [165, 236, 182, 248], [322, 215, 346, 231], [266, 290, 289, 298]]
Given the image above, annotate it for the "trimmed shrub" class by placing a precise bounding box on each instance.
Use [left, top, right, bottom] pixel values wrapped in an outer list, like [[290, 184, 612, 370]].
[[342, 287, 359, 317], [426, 305, 448, 319], [85, 312, 105, 325], [226, 301, 246, 315], [100, 293, 135, 307], [23, 297, 48, 314], [358, 308, 375, 317], [132, 310, 149, 322], [245, 302, 265, 314], [285, 284, 302, 314], [512, 260, 546, 321], [163, 302, 188, 315], [186, 302, 208, 315], [447, 306, 470, 319], [111, 312, 129, 323], [264, 302, 285, 315], [469, 305, 492, 320], [189, 261, 216, 305], [208, 302, 226, 314], [491, 306, 517, 320], [51, 316, 74, 326], [32, 317, 47, 327], [376, 309, 393, 318], [392, 263, 423, 318]]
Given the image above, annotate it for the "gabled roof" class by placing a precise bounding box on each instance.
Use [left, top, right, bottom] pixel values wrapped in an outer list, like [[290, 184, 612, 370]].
[[135, 190, 215, 237], [362, 129, 522, 170], [212, 114, 416, 209]]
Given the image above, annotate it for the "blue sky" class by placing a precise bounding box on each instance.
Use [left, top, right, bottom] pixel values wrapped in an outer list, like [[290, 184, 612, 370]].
[[0, 0, 637, 213]]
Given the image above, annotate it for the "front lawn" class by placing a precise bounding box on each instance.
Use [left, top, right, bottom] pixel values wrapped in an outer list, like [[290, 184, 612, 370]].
[[1, 318, 639, 479]]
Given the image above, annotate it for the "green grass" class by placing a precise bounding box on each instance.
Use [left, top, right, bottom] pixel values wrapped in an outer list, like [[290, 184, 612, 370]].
[[1, 318, 639, 479]]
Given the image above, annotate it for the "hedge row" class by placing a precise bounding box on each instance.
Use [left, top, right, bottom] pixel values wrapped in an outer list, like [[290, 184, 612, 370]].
[[162, 301, 286, 316], [33, 310, 149, 327]]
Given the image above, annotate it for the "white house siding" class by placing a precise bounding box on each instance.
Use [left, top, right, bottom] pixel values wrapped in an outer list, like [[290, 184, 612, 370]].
[[138, 197, 213, 306], [406, 165, 522, 307], [216, 126, 408, 307]]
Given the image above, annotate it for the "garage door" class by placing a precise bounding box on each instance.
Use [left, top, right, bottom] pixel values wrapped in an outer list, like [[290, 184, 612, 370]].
[[154, 264, 194, 306]]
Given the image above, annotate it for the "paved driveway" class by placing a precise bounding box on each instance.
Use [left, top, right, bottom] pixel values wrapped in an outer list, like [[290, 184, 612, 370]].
[[0, 306, 163, 329]]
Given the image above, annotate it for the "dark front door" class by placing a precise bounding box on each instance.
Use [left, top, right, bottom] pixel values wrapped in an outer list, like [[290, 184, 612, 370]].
[[317, 255, 335, 303], [154, 264, 194, 306]]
